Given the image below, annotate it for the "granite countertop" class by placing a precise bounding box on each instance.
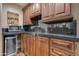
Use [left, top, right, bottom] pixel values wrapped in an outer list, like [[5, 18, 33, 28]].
[[2, 31, 79, 41], [2, 31, 36, 36], [37, 32, 79, 41]]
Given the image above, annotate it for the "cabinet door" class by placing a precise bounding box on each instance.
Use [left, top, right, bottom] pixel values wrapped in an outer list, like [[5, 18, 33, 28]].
[[35, 36, 40, 56], [49, 3, 55, 16], [42, 3, 54, 20], [54, 3, 71, 18], [27, 35, 31, 55], [32, 3, 40, 14], [27, 7, 32, 25], [36, 36, 49, 56], [23, 6, 32, 25], [21, 34, 23, 52], [23, 34, 30, 55], [32, 4, 36, 14], [31, 3, 41, 17], [24, 38, 27, 55], [22, 34, 36, 56], [29, 35, 36, 56], [23, 9, 28, 25], [42, 3, 49, 18], [22, 34, 27, 54], [22, 34, 27, 55], [23, 34, 28, 55], [39, 37, 49, 56]]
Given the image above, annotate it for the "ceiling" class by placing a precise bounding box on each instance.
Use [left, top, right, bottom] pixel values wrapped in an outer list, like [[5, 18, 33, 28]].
[[16, 3, 29, 8]]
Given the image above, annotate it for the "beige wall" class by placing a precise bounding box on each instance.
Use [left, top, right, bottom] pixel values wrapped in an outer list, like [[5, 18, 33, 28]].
[[0, 3, 23, 56], [1, 3, 23, 28], [0, 29, 2, 56], [0, 3, 3, 56]]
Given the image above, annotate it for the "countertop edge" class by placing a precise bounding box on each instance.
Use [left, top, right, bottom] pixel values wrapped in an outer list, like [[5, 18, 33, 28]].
[[2, 31, 79, 42]]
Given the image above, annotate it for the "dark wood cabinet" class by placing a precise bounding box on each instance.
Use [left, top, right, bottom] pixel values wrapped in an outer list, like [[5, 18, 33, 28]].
[[22, 34, 30, 55], [23, 3, 41, 25], [21, 33, 77, 56], [42, 3, 71, 22], [21, 34, 24, 52], [23, 3, 71, 24], [31, 3, 41, 17], [21, 34, 35, 56], [23, 5, 32, 25], [35, 36, 41, 56], [21, 34, 49, 56], [36, 36, 49, 56], [39, 37, 49, 56], [42, 3, 55, 19], [29, 35, 36, 56], [42, 3, 49, 18], [50, 38, 75, 56], [49, 4, 55, 17], [32, 3, 40, 14], [54, 3, 71, 18]]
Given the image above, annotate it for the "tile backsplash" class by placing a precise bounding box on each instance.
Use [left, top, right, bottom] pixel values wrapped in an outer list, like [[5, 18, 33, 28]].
[[30, 20, 48, 32], [47, 20, 77, 35]]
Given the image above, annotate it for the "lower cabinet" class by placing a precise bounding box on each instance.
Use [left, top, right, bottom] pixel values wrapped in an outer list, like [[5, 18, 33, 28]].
[[50, 38, 76, 56], [36, 36, 49, 56], [21, 34, 35, 56], [21, 34, 49, 56], [21, 33, 76, 56], [29, 35, 36, 56], [22, 34, 30, 55]]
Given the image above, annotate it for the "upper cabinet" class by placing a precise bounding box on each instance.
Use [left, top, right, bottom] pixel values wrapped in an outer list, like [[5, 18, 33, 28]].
[[42, 3, 71, 22], [42, 4, 49, 18], [54, 3, 71, 18], [23, 3, 41, 25], [42, 3, 54, 20], [31, 3, 41, 17], [23, 5, 32, 25], [23, 3, 71, 24]]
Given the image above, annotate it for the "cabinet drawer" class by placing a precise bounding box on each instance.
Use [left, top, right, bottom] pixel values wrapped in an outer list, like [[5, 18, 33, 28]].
[[50, 48, 66, 56], [50, 39, 75, 51], [50, 47, 74, 56]]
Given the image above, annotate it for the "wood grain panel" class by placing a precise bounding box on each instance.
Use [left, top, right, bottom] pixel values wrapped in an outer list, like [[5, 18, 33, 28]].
[[55, 3, 65, 15], [50, 38, 75, 56], [36, 36, 49, 56], [54, 3, 71, 18]]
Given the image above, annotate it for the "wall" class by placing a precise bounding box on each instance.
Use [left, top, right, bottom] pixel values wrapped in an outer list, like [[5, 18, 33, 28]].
[[0, 3, 23, 56], [1, 3, 23, 28], [0, 3, 3, 56]]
